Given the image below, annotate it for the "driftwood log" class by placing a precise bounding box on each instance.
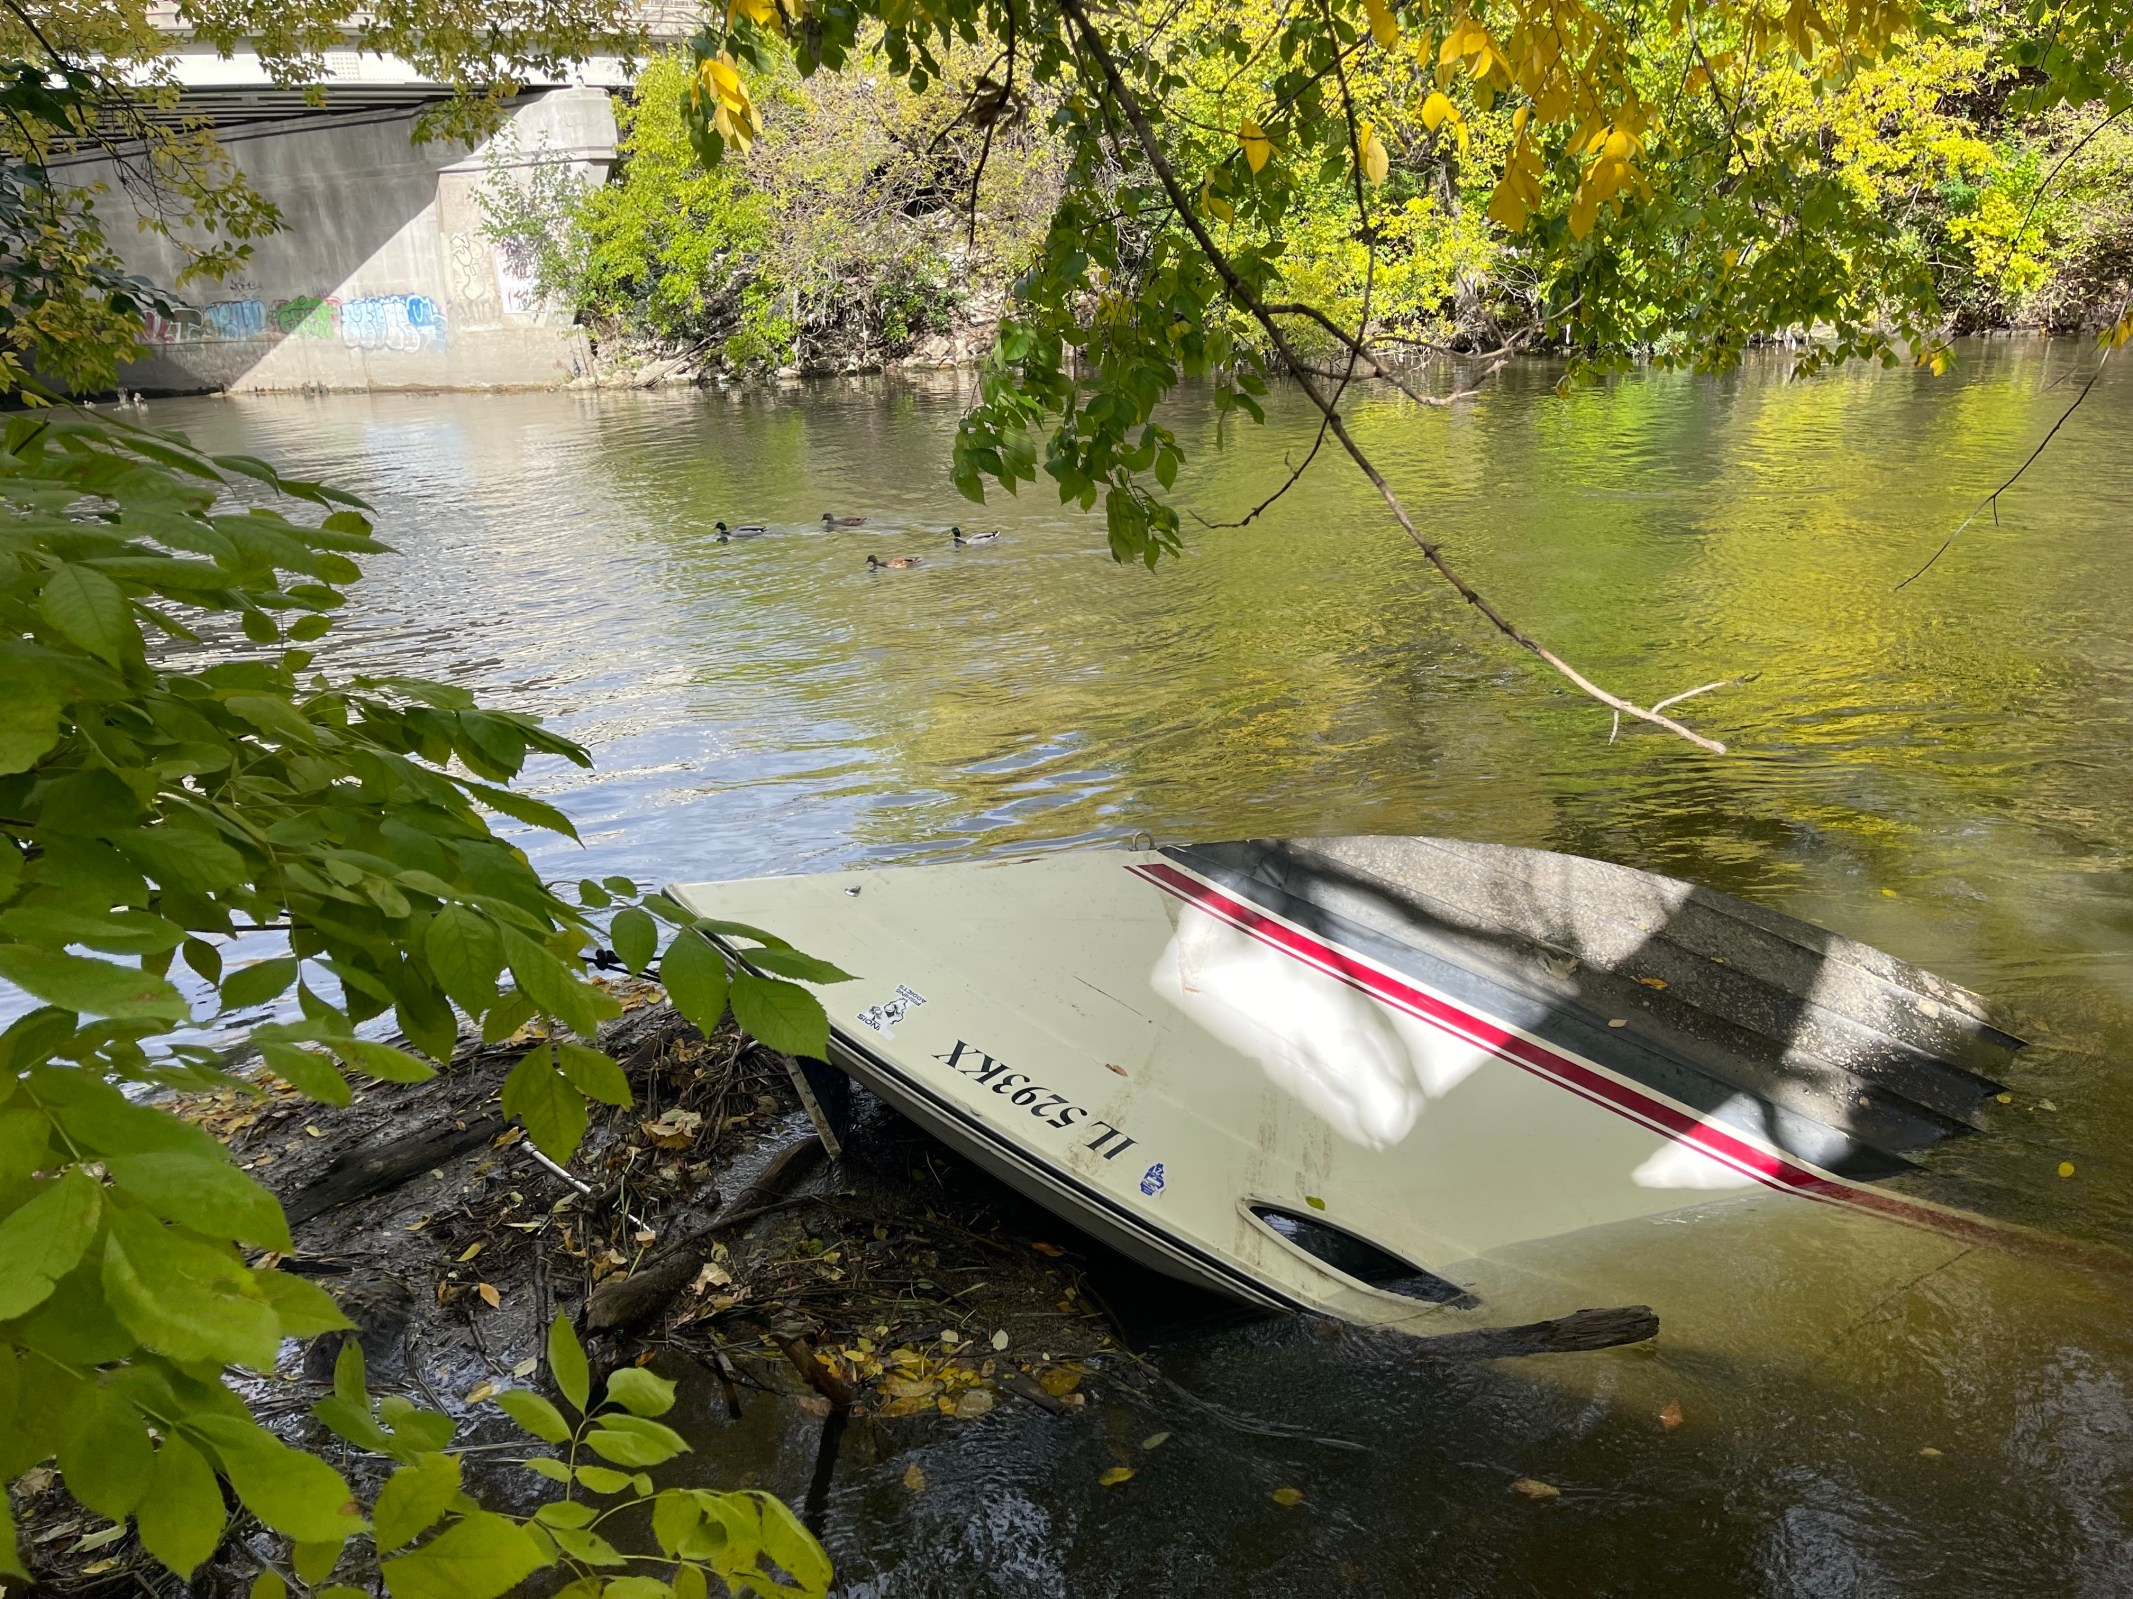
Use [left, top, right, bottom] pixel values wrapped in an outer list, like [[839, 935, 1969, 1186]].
[[583, 1135, 829, 1334], [284, 1113, 505, 1226], [1405, 1304, 1658, 1359]]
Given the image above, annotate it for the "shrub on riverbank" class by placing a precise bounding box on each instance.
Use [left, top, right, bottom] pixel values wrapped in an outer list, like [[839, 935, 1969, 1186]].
[[507, 16, 2133, 377]]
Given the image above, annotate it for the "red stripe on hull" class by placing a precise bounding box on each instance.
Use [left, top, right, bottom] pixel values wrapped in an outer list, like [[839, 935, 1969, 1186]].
[[1129, 859, 2012, 1252]]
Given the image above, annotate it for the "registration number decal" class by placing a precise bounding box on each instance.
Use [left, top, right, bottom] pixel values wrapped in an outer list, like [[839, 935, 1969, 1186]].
[[930, 1039, 1149, 1167]]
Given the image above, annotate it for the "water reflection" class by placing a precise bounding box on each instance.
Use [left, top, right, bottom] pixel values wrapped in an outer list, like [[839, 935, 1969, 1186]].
[[135, 340, 2133, 1597]]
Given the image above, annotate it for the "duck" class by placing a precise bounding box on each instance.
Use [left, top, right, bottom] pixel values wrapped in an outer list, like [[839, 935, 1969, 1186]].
[[950, 526, 1001, 545], [715, 520, 768, 542], [867, 554, 922, 570], [823, 512, 868, 527]]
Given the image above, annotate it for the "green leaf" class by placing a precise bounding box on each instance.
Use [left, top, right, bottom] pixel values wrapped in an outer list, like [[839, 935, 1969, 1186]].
[[730, 974, 830, 1060], [0, 1168, 101, 1319], [462, 781, 580, 842], [381, 1510, 549, 1599], [252, 1569, 288, 1599], [57, 1380, 155, 1519], [222, 955, 302, 1010], [259, 1041, 352, 1106], [609, 906, 658, 974], [544, 1524, 629, 1566], [547, 1310, 589, 1414], [187, 1413, 366, 1543], [746, 948, 856, 985], [521, 1456, 572, 1482], [0, 946, 187, 1021], [101, 1205, 282, 1368], [42, 563, 134, 664], [650, 1488, 700, 1556], [602, 1579, 674, 1599], [135, 1434, 226, 1579], [574, 1465, 634, 1494], [494, 1388, 570, 1444], [425, 905, 504, 1013], [580, 1414, 689, 1467], [480, 987, 537, 1044], [501, 1046, 587, 1162], [603, 1366, 676, 1418], [751, 1490, 833, 1594], [658, 927, 729, 1036], [0, 1489, 22, 1582], [688, 917, 793, 950], [576, 877, 611, 909], [104, 1152, 293, 1251], [293, 1539, 345, 1584], [554, 1041, 631, 1107], [328, 1036, 438, 1083], [372, 1451, 462, 1553], [0, 905, 184, 955], [501, 928, 611, 1038], [254, 1267, 355, 1336], [533, 1499, 597, 1528]]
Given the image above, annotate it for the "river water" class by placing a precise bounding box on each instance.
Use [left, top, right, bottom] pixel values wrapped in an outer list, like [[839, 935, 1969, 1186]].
[[146, 339, 2132, 1596]]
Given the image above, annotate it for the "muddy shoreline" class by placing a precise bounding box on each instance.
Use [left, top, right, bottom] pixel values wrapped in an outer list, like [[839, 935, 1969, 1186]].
[[12, 984, 1136, 1594]]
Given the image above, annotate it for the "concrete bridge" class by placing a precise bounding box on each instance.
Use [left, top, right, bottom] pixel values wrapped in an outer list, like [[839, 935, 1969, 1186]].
[[61, 13, 688, 392]]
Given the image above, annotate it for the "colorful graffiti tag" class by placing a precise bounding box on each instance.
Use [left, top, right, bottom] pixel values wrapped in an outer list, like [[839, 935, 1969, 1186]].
[[142, 293, 449, 351], [340, 295, 447, 352]]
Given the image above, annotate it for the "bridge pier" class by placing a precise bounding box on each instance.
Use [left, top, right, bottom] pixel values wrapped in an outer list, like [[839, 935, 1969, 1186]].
[[58, 86, 619, 394]]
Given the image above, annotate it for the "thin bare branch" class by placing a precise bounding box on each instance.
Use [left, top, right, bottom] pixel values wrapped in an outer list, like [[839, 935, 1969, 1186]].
[[1895, 303, 2129, 591], [1059, 0, 1732, 754]]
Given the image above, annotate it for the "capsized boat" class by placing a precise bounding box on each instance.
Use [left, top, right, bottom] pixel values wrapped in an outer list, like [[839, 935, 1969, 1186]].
[[667, 838, 2020, 1336]]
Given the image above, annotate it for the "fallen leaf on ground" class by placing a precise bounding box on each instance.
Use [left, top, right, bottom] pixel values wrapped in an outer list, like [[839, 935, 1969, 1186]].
[[1634, 977, 1667, 990], [1037, 1367, 1082, 1398], [465, 1380, 497, 1404], [991, 1329, 1010, 1351], [1030, 1241, 1066, 1256], [2037, 1099, 2058, 1111], [513, 1357, 538, 1378], [1098, 1467, 1134, 1487], [1919, 1446, 1943, 1458], [1271, 1487, 1305, 1507], [903, 1463, 926, 1493], [795, 1394, 831, 1419], [1512, 1478, 1560, 1500], [953, 1388, 996, 1420], [1659, 1400, 1684, 1432], [643, 1109, 703, 1149], [457, 1241, 485, 1262], [2059, 1161, 2076, 1178], [478, 1282, 500, 1308], [1141, 1432, 1171, 1451], [1607, 1018, 1628, 1028]]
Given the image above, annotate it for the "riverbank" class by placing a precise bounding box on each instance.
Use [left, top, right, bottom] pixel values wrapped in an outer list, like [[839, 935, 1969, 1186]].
[[9, 986, 1126, 1594]]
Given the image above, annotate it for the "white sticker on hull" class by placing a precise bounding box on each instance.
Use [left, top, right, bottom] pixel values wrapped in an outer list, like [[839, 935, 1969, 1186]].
[[856, 983, 927, 1039]]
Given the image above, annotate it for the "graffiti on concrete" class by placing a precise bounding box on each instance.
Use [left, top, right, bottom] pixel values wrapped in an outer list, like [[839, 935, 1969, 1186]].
[[140, 293, 448, 352], [448, 233, 500, 324], [340, 294, 448, 352], [271, 295, 339, 340]]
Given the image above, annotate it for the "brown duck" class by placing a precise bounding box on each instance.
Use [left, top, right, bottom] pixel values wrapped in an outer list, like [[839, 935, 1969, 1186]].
[[867, 554, 922, 570], [823, 512, 868, 527]]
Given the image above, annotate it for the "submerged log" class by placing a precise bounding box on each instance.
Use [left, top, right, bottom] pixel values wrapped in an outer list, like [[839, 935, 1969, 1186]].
[[1406, 1304, 1659, 1359], [583, 1134, 829, 1333], [284, 1113, 505, 1226]]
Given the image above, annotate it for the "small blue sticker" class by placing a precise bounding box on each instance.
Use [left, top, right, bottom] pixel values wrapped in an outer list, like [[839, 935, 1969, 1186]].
[[1139, 1162, 1166, 1197]]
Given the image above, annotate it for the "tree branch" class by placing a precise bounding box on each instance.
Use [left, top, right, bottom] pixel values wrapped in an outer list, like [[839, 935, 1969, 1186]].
[[1058, 0, 1732, 753]]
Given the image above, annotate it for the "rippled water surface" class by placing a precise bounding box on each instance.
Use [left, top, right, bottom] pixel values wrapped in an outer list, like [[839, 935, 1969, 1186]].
[[148, 340, 2133, 1597]]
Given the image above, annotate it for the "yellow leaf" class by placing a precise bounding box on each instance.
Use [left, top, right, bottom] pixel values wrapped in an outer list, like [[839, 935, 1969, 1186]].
[[1201, 177, 1234, 222], [1098, 1466, 1134, 1486], [1512, 1477, 1561, 1500], [1237, 118, 1271, 174], [1421, 90, 1456, 131], [1271, 1486, 1306, 1507], [902, 1463, 926, 1492], [465, 1380, 497, 1404], [477, 1281, 500, 1308], [1364, 0, 1401, 48], [1141, 1432, 1171, 1450], [1358, 122, 1390, 185], [458, 1241, 485, 1262], [2058, 1161, 2076, 1178]]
